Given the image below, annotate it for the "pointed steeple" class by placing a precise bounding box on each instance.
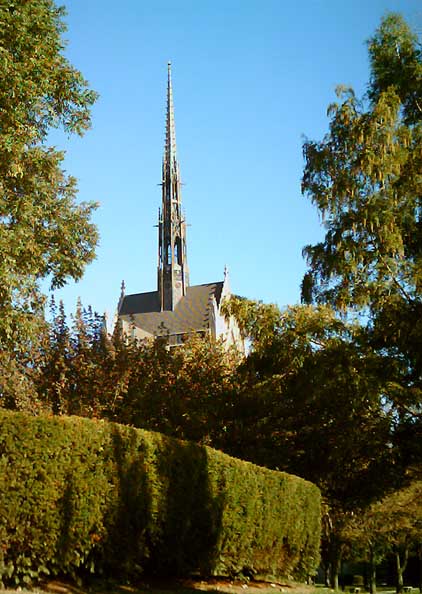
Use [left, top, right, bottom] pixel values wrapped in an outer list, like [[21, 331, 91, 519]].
[[157, 62, 189, 311], [165, 61, 177, 171]]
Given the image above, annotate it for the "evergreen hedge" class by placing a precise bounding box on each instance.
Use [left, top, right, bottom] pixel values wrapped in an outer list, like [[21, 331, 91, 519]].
[[0, 410, 320, 585]]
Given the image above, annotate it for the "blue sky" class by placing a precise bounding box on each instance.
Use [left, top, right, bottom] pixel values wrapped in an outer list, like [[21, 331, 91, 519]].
[[51, 0, 422, 320]]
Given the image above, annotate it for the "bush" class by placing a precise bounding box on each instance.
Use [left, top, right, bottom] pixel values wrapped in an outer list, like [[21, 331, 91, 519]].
[[0, 410, 321, 585]]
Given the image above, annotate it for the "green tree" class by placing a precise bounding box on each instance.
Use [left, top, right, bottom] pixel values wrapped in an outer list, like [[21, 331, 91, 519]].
[[223, 297, 398, 589], [345, 505, 392, 594], [0, 0, 98, 362], [301, 13, 422, 420], [37, 297, 72, 414], [368, 13, 422, 125], [377, 480, 422, 593], [35, 304, 239, 435], [117, 335, 240, 444], [37, 300, 134, 418], [347, 480, 422, 593]]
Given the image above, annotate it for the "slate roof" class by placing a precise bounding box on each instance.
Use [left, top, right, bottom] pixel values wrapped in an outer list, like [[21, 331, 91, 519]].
[[118, 282, 224, 337]]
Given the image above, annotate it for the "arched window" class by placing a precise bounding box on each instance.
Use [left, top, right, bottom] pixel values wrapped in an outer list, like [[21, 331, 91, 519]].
[[167, 243, 172, 265], [174, 237, 182, 265]]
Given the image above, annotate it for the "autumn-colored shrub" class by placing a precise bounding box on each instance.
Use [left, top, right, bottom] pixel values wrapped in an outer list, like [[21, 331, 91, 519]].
[[0, 410, 320, 586]]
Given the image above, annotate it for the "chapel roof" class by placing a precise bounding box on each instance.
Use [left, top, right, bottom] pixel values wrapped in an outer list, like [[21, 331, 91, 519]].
[[118, 281, 224, 337]]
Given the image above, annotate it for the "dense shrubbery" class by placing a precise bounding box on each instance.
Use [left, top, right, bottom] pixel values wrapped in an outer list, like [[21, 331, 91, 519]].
[[0, 410, 321, 586]]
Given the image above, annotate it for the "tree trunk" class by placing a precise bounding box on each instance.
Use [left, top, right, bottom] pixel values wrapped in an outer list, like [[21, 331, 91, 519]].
[[395, 545, 409, 594], [417, 542, 422, 594], [330, 548, 343, 590], [369, 545, 377, 594], [324, 563, 331, 588]]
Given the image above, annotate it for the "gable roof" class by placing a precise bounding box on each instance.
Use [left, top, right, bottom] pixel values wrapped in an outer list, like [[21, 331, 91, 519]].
[[118, 282, 224, 337]]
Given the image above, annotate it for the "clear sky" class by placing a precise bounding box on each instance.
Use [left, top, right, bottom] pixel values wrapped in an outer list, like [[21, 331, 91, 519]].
[[50, 0, 422, 321]]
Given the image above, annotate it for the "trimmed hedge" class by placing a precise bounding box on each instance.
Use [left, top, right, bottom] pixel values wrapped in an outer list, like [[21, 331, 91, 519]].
[[0, 410, 320, 585]]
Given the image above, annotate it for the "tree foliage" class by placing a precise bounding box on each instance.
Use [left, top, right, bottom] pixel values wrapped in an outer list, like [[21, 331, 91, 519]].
[[368, 13, 422, 125], [302, 86, 420, 312], [222, 297, 398, 508], [0, 0, 98, 356], [20, 300, 240, 450], [222, 296, 406, 589], [295, 14, 422, 585], [346, 478, 422, 593], [301, 13, 422, 419]]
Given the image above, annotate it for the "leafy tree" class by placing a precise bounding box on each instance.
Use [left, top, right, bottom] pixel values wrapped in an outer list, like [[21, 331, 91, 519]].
[[223, 297, 398, 589], [0, 0, 98, 362], [301, 14, 422, 421], [347, 479, 422, 593], [377, 480, 422, 593], [35, 302, 240, 440], [0, 350, 44, 413], [117, 335, 240, 444], [368, 14, 422, 125], [37, 297, 72, 414], [297, 16, 422, 586], [67, 300, 105, 416], [36, 300, 135, 419], [345, 506, 392, 594]]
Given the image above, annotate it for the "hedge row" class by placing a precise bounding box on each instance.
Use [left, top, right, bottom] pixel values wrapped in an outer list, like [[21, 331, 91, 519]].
[[0, 410, 321, 585]]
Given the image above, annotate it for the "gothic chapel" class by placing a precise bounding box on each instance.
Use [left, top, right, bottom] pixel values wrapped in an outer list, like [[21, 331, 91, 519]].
[[117, 63, 244, 352]]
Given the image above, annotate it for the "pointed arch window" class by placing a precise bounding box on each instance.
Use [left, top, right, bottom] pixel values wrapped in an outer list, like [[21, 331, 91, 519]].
[[167, 243, 172, 265], [174, 237, 182, 265]]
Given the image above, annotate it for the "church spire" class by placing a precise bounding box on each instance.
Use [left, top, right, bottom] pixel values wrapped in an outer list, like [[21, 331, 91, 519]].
[[165, 61, 177, 169], [157, 62, 189, 311]]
